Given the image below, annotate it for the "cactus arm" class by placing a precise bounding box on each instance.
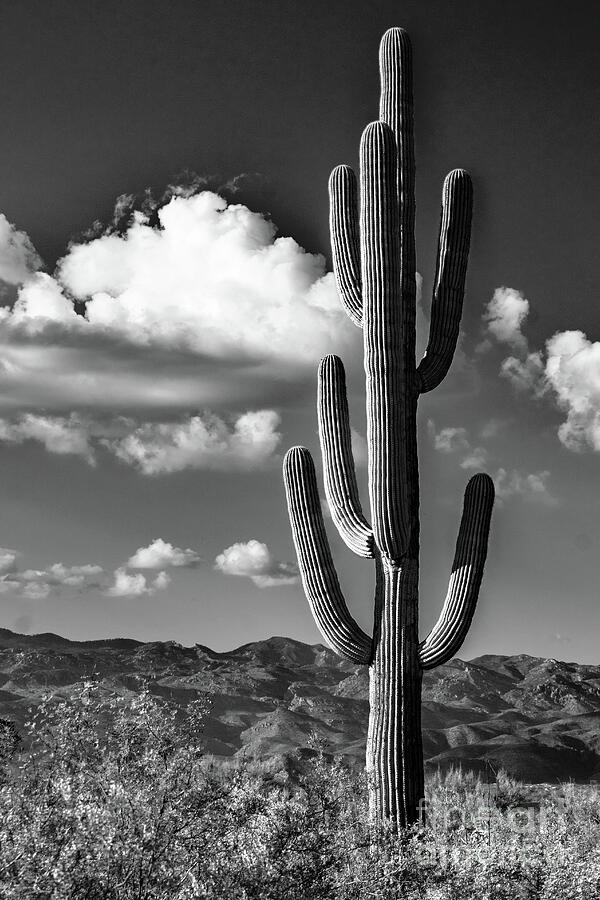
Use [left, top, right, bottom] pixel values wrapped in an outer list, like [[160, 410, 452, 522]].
[[417, 169, 474, 393], [318, 355, 375, 558], [283, 447, 372, 664], [419, 474, 495, 670], [329, 166, 363, 326]]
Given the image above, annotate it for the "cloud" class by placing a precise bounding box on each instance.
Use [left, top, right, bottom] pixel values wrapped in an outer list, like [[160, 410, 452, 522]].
[[10, 272, 78, 327], [480, 287, 545, 397], [9, 562, 105, 599], [0, 214, 42, 286], [0, 414, 95, 464], [493, 468, 556, 505], [460, 447, 488, 470], [485, 287, 600, 453], [44, 563, 104, 587], [500, 352, 545, 393], [214, 540, 299, 588], [107, 567, 170, 597], [0, 546, 186, 599], [19, 569, 45, 581], [153, 571, 171, 591], [0, 548, 18, 575], [105, 409, 281, 475], [427, 421, 469, 454], [22, 582, 52, 600], [482, 287, 529, 352], [427, 420, 487, 471], [57, 193, 345, 362], [0, 336, 262, 413], [127, 538, 201, 569], [0, 194, 354, 415], [0, 410, 280, 473], [0, 554, 105, 599], [427, 420, 552, 503], [543, 330, 600, 452]]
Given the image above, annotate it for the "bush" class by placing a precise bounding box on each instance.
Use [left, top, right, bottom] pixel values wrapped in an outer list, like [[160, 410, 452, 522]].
[[493, 768, 534, 811], [0, 686, 599, 898]]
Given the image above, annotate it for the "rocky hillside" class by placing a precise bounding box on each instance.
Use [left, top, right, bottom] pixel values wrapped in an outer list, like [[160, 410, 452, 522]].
[[1, 627, 599, 782]]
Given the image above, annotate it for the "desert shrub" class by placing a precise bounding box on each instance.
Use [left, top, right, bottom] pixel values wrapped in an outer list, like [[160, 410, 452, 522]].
[[0, 688, 599, 899], [493, 768, 533, 811], [0, 684, 370, 899], [0, 684, 217, 898]]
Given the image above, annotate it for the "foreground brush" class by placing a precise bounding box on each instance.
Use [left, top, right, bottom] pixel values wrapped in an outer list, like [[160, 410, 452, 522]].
[[283, 28, 495, 830]]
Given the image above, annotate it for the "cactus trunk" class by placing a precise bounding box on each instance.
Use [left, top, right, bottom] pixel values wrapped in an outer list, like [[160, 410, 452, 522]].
[[367, 558, 423, 828], [283, 27, 495, 830]]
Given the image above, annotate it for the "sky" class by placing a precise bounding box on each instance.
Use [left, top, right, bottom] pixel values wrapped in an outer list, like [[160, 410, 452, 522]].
[[0, 0, 598, 662]]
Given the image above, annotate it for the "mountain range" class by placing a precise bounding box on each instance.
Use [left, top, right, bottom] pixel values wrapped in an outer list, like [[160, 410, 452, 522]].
[[1, 627, 599, 782]]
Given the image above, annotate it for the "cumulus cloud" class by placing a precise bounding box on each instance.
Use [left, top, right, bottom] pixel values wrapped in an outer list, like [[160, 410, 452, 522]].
[[484, 287, 600, 453], [19, 569, 45, 582], [544, 330, 600, 452], [10, 272, 78, 327], [0, 410, 280, 473], [22, 582, 52, 600], [482, 287, 530, 352], [427, 417, 558, 506], [214, 540, 299, 588], [460, 447, 488, 470], [153, 571, 171, 591], [427, 422, 469, 454], [127, 538, 201, 569], [0, 194, 354, 415], [500, 352, 545, 393], [428, 418, 554, 503], [0, 413, 95, 463], [0, 544, 186, 599], [493, 468, 556, 505], [7, 561, 106, 599], [427, 420, 487, 471], [0, 548, 18, 575], [0, 549, 107, 599], [105, 409, 281, 475], [58, 193, 345, 361], [0, 214, 42, 286], [45, 563, 104, 587], [107, 567, 170, 597]]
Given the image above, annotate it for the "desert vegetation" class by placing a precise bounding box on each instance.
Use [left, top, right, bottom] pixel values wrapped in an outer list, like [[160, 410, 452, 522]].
[[0, 685, 599, 899]]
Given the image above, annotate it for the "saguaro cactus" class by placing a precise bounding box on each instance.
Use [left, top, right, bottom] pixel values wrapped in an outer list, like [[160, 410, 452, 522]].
[[283, 28, 495, 830]]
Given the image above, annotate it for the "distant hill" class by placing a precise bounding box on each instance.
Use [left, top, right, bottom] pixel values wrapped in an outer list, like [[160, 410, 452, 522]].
[[1, 628, 599, 782]]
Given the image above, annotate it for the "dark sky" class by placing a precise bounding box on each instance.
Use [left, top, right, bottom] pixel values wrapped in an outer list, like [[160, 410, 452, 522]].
[[2, 1, 597, 317], [0, 1, 598, 661]]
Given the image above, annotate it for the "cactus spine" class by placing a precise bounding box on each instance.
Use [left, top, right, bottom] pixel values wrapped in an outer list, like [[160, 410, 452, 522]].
[[283, 28, 495, 830]]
